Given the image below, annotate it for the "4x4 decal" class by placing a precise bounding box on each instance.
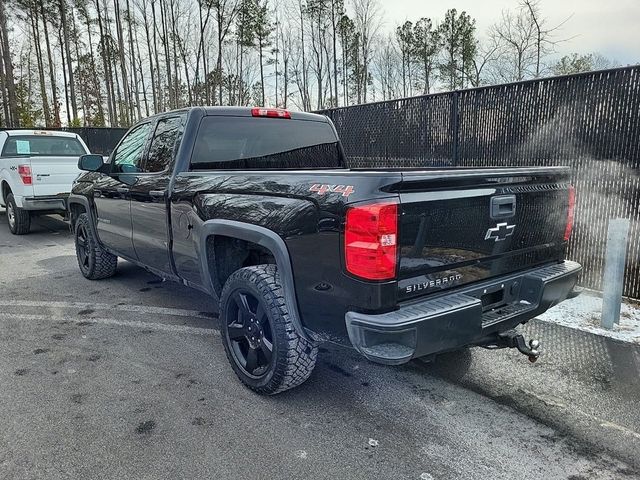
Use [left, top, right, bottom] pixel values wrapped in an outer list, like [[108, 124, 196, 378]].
[[309, 184, 354, 197]]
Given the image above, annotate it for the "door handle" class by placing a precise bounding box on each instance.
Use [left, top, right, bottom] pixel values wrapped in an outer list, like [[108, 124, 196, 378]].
[[149, 190, 165, 198], [490, 195, 516, 219], [116, 187, 129, 194]]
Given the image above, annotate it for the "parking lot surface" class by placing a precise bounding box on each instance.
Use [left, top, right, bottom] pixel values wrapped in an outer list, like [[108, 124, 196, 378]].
[[1, 212, 639, 479]]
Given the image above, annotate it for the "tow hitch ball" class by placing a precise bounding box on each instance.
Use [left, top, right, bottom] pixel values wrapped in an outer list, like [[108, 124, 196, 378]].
[[497, 330, 541, 363]]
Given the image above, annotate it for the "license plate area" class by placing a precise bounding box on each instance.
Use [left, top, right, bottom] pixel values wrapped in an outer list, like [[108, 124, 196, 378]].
[[481, 288, 505, 311]]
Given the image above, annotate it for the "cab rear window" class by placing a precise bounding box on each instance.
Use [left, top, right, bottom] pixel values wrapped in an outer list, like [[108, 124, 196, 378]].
[[189, 116, 344, 170], [1, 136, 86, 157]]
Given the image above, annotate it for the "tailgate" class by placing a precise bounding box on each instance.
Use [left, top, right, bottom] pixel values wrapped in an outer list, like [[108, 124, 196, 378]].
[[29, 155, 82, 197], [396, 167, 572, 301]]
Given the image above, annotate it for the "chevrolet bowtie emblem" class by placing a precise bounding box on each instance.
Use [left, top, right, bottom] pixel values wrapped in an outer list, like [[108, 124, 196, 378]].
[[485, 222, 515, 242]]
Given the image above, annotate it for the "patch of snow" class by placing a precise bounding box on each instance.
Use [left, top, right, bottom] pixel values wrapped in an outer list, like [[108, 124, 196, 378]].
[[537, 291, 640, 344]]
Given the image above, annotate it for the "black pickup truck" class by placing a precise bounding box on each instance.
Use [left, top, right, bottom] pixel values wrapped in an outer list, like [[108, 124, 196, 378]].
[[69, 107, 581, 395]]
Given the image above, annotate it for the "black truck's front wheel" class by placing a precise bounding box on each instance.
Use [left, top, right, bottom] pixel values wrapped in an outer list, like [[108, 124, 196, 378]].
[[74, 213, 118, 280], [219, 265, 317, 395]]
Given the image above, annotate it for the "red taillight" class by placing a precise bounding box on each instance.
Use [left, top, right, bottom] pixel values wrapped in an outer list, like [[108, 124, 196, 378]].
[[345, 202, 398, 280], [564, 185, 576, 241], [251, 107, 291, 119], [18, 165, 32, 185]]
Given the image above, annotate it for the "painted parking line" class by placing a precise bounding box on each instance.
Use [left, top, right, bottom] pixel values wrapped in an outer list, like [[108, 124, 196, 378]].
[[0, 312, 217, 336], [0, 300, 215, 319]]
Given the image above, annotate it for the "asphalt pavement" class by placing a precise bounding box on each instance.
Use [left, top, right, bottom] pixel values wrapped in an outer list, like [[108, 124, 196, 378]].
[[1, 211, 639, 480]]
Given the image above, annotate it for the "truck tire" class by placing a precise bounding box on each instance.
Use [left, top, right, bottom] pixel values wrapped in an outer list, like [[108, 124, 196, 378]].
[[6, 193, 30, 235], [74, 213, 118, 280], [219, 264, 317, 395]]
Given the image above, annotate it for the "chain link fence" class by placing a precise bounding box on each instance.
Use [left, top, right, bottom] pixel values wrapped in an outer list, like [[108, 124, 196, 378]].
[[64, 127, 128, 155], [319, 66, 640, 300]]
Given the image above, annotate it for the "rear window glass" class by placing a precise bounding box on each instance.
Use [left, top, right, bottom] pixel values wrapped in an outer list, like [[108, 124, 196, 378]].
[[190, 116, 343, 170], [2, 135, 86, 157]]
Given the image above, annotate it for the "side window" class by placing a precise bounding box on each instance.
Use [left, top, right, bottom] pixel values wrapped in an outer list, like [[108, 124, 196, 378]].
[[145, 115, 185, 173], [112, 123, 153, 173]]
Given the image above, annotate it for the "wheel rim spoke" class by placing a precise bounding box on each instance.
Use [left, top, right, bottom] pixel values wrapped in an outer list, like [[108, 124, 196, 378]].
[[259, 337, 273, 363], [7, 205, 14, 226], [255, 303, 266, 324], [227, 322, 245, 340], [76, 226, 91, 269], [245, 347, 258, 374], [234, 292, 253, 320]]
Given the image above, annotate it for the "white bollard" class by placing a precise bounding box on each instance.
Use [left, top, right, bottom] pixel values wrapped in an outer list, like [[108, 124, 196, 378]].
[[601, 218, 630, 330]]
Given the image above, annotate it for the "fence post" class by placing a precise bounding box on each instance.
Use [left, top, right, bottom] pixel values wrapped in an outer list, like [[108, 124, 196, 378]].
[[451, 91, 459, 166], [601, 218, 630, 329]]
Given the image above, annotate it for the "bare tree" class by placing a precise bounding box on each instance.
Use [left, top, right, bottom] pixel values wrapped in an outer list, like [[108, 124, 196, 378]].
[[489, 1, 569, 82], [351, 0, 381, 103], [522, 0, 571, 78]]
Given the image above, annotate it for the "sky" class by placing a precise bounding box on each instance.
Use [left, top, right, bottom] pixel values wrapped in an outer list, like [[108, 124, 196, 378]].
[[375, 0, 640, 65]]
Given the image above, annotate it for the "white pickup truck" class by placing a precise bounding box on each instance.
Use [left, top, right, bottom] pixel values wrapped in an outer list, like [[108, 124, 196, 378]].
[[0, 130, 90, 234]]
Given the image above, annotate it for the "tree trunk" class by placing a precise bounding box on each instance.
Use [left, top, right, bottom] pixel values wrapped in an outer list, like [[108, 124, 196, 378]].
[[0, 0, 18, 126], [299, 3, 309, 111], [126, 0, 142, 120], [95, 0, 115, 126], [331, 3, 338, 107], [40, 2, 61, 126], [169, 0, 180, 107], [141, 0, 157, 113], [132, 9, 150, 117], [71, 12, 89, 125], [114, 0, 131, 125], [159, 0, 173, 109], [59, 0, 77, 122], [259, 41, 265, 106], [274, 22, 278, 107], [57, 26, 72, 125], [0, 37, 9, 126], [151, 0, 163, 111], [31, 12, 51, 126], [216, 12, 223, 105], [282, 44, 288, 108], [82, 7, 105, 125]]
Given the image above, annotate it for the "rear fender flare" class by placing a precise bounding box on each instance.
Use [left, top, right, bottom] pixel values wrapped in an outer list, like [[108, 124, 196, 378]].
[[67, 194, 99, 238], [200, 219, 312, 342]]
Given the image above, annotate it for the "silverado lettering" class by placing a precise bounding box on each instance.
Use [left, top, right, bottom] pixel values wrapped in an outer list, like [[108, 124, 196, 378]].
[[406, 274, 463, 293]]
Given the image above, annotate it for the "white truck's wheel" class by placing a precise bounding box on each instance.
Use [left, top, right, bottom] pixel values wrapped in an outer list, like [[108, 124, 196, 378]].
[[6, 193, 30, 235]]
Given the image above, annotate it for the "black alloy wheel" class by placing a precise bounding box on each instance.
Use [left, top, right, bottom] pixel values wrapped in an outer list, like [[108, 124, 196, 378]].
[[225, 289, 274, 378], [76, 221, 92, 274], [219, 265, 318, 395], [73, 213, 118, 280]]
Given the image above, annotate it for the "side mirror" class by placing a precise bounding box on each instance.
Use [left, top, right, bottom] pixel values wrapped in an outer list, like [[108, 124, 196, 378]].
[[78, 154, 105, 172]]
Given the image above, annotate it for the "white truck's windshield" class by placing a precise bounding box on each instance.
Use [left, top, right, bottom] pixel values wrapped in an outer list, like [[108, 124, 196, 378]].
[[1, 135, 86, 157]]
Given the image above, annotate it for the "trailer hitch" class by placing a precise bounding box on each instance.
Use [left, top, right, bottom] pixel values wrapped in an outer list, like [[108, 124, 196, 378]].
[[484, 330, 541, 362]]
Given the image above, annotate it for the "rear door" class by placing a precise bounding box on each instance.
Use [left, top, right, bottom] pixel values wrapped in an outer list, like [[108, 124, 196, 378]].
[[2, 133, 87, 197], [396, 168, 572, 301], [130, 114, 186, 274], [94, 122, 153, 259]]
